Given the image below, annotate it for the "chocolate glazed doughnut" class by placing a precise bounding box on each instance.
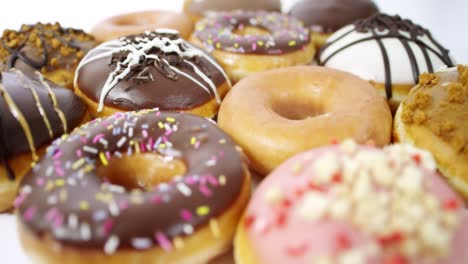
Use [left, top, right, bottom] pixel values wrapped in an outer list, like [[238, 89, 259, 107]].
[[16, 109, 251, 264], [74, 29, 231, 119], [0, 69, 87, 212], [0, 23, 96, 89]]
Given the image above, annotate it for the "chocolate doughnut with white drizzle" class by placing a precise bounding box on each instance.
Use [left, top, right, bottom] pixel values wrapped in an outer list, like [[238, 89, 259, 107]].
[[75, 29, 230, 116]]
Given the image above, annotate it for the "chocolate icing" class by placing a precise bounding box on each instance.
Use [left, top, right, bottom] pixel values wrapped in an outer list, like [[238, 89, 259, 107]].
[[0, 70, 86, 180], [76, 30, 229, 113], [289, 0, 379, 33], [17, 109, 246, 252], [185, 0, 281, 15], [0, 23, 96, 78], [318, 14, 454, 99], [194, 11, 310, 55]]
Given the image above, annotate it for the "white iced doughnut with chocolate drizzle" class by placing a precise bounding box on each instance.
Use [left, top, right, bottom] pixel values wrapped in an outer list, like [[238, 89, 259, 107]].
[[0, 69, 88, 212], [318, 14, 454, 111], [74, 29, 231, 119]]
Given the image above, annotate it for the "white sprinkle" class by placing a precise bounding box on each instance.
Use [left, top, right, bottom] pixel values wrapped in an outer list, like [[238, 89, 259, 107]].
[[114, 151, 123, 158], [68, 214, 79, 229], [104, 235, 120, 255], [99, 138, 109, 148], [340, 139, 358, 154], [80, 223, 91, 240], [128, 127, 134, 137], [108, 184, 125, 193], [205, 159, 216, 167], [396, 165, 423, 192], [132, 237, 153, 250], [312, 153, 339, 183], [183, 224, 194, 235], [158, 183, 170, 192], [20, 185, 32, 194], [46, 166, 54, 177], [264, 186, 283, 205], [116, 137, 127, 148], [109, 202, 120, 216], [93, 210, 108, 221], [177, 183, 192, 196], [67, 178, 77, 186], [47, 195, 58, 205], [298, 192, 329, 221], [83, 146, 98, 154]]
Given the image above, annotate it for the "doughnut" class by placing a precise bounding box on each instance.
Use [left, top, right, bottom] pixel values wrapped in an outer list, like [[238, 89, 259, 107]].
[[15, 109, 251, 264], [289, 0, 379, 48], [236, 140, 468, 264], [318, 14, 454, 111], [395, 65, 468, 199], [218, 66, 392, 175], [0, 22, 96, 89], [74, 29, 231, 119], [190, 11, 315, 83], [91, 11, 194, 43], [0, 69, 87, 212], [183, 0, 281, 21]]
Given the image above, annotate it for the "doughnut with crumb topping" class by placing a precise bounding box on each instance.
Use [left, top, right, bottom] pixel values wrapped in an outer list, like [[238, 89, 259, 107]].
[[395, 65, 468, 199], [0, 22, 96, 89]]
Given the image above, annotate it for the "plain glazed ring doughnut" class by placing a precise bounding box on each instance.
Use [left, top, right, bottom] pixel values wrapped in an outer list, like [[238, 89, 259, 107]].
[[218, 66, 392, 175], [394, 65, 468, 199], [74, 29, 231, 119], [236, 140, 468, 264], [16, 109, 251, 264], [0, 69, 88, 212], [91, 11, 194, 43], [191, 11, 315, 83]]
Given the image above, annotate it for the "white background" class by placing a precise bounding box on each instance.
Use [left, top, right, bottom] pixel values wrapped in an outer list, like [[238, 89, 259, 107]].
[[0, 0, 467, 262]]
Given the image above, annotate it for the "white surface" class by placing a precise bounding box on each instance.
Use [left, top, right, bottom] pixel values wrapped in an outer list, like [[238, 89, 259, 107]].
[[0, 0, 467, 263]]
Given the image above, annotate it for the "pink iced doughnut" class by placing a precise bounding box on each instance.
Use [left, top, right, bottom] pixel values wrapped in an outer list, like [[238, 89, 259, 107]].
[[235, 140, 468, 264]]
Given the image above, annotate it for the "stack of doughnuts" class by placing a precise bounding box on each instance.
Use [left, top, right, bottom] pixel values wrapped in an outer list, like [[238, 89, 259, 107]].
[[0, 2, 465, 264]]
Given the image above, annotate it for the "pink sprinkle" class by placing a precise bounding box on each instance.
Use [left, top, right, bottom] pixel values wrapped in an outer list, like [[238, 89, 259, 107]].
[[185, 176, 198, 185], [199, 185, 212, 197], [80, 136, 88, 144], [155, 232, 172, 252], [102, 218, 114, 235], [199, 176, 207, 185], [13, 193, 26, 207], [53, 150, 62, 160], [76, 149, 83, 157], [140, 142, 147, 153], [164, 130, 172, 137], [106, 151, 111, 160], [151, 195, 162, 204], [55, 166, 65, 177], [180, 209, 193, 221], [142, 130, 148, 138], [53, 214, 64, 228], [252, 43, 257, 50], [93, 134, 105, 144], [194, 141, 201, 149], [45, 208, 59, 222], [162, 136, 168, 143], [119, 200, 129, 210], [155, 111, 161, 117], [36, 178, 45, 186], [207, 175, 219, 187]]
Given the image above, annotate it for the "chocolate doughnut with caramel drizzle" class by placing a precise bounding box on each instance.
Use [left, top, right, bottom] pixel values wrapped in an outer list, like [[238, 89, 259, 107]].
[[0, 69, 87, 212]]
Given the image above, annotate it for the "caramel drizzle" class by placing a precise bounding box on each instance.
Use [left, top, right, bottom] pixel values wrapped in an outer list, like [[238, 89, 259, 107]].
[[0, 83, 38, 162], [14, 70, 54, 138], [0, 109, 15, 180], [35, 72, 68, 133]]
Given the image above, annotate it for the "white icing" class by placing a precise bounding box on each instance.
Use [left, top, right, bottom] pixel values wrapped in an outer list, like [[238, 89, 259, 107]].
[[319, 24, 454, 85], [75, 31, 229, 112]]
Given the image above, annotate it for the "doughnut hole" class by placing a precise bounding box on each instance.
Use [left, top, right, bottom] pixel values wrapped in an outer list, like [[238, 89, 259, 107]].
[[96, 153, 186, 190], [234, 26, 271, 36], [270, 92, 324, 120]]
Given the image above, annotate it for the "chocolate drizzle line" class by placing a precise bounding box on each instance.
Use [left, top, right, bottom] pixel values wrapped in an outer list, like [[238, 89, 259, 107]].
[[75, 29, 230, 113], [318, 14, 454, 99], [0, 74, 14, 180]]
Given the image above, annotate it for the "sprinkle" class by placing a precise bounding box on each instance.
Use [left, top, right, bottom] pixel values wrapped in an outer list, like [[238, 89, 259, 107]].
[[93, 210, 108, 221], [196, 206, 210, 216], [166, 117, 176, 123], [128, 127, 134, 137], [55, 179, 65, 187], [23, 207, 37, 221], [218, 175, 227, 186], [183, 224, 194, 235], [116, 137, 127, 148], [13, 194, 26, 207], [264, 186, 283, 204], [68, 214, 79, 229], [210, 219, 221, 238], [99, 152, 109, 166], [36, 178, 45, 186], [102, 218, 114, 235], [199, 185, 213, 197], [155, 232, 172, 252], [180, 209, 193, 221], [218, 139, 226, 144], [79, 201, 89, 211], [190, 137, 196, 145], [92, 134, 105, 144], [104, 235, 119, 255], [132, 238, 153, 250], [288, 40, 297, 46], [443, 199, 460, 210], [158, 122, 164, 129], [80, 223, 91, 240], [83, 146, 98, 154], [286, 242, 308, 257], [177, 183, 192, 196], [244, 215, 256, 229], [72, 158, 86, 170], [109, 202, 120, 216]]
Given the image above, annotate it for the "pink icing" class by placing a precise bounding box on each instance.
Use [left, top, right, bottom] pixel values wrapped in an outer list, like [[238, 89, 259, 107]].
[[243, 143, 468, 264]]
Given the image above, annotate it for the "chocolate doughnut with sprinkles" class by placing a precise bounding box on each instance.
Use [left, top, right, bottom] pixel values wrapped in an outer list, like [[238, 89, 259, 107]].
[[190, 11, 316, 83], [0, 22, 96, 89], [318, 14, 454, 111], [0, 69, 88, 212], [236, 140, 468, 264], [16, 109, 251, 264], [74, 29, 231, 119]]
